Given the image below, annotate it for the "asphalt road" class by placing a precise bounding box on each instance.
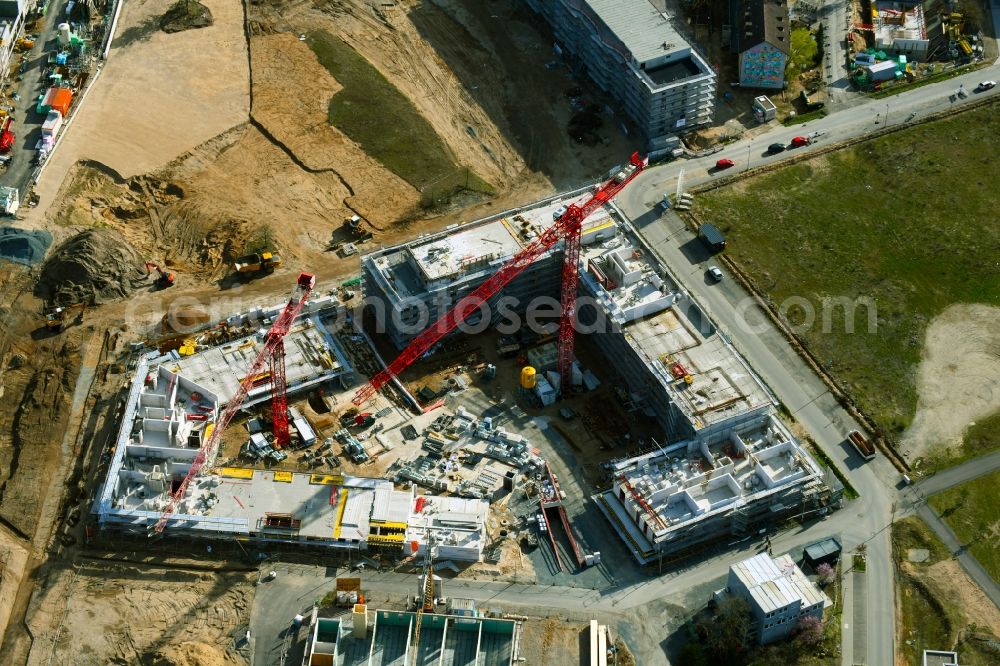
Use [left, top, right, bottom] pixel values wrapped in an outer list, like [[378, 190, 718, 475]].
[[608, 4, 1000, 659], [612, 199, 899, 666], [0, 0, 69, 199], [912, 449, 1000, 498]]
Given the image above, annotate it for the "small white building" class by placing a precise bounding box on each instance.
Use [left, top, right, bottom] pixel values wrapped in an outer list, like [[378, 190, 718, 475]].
[[727, 552, 830, 644], [406, 495, 489, 562]]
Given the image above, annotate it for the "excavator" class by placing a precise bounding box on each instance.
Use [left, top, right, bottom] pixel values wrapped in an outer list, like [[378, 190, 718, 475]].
[[44, 303, 86, 332], [145, 262, 175, 289]]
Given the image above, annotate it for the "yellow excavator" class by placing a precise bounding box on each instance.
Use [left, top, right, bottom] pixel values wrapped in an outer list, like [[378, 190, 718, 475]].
[[44, 303, 86, 331]]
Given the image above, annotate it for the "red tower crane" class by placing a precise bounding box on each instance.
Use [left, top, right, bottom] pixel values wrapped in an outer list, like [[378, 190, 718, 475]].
[[352, 153, 647, 406], [152, 272, 316, 534]]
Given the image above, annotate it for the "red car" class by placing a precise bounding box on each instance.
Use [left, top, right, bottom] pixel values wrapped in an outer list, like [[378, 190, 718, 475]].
[[790, 136, 810, 148], [715, 158, 735, 170]]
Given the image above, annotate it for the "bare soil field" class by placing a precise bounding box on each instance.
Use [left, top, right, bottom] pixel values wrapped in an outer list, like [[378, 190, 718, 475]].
[[22, 563, 254, 665], [901, 304, 1000, 460], [30, 0, 250, 213]]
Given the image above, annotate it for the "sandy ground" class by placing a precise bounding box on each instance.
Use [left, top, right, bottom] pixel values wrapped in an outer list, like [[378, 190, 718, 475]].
[[28, 0, 250, 216], [21, 563, 253, 665], [922, 559, 1000, 635], [900, 304, 1000, 459], [0, 531, 29, 654]]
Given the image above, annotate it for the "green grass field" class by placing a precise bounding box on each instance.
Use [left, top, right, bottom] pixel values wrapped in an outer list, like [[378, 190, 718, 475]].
[[698, 103, 1000, 441], [929, 469, 1000, 582], [306, 31, 492, 198]]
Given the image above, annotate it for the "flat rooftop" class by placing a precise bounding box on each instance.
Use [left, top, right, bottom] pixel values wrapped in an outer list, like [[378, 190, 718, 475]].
[[624, 307, 770, 428], [169, 316, 345, 407], [93, 298, 487, 555], [731, 552, 828, 614], [369, 189, 611, 299], [586, 0, 690, 65], [645, 56, 703, 85], [366, 180, 774, 432]]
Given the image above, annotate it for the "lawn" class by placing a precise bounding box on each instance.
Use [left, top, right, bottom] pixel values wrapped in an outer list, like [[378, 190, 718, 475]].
[[928, 469, 1000, 582], [305, 31, 492, 198], [698, 103, 1000, 440]]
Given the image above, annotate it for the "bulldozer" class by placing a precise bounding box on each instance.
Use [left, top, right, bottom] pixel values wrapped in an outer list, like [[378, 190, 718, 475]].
[[233, 250, 282, 276], [145, 262, 175, 289], [343, 215, 373, 242], [44, 303, 86, 332]]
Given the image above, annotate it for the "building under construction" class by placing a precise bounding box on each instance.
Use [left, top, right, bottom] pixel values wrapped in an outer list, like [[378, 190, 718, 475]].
[[596, 412, 842, 565], [362, 187, 774, 442], [91, 297, 490, 560], [361, 187, 840, 563], [301, 605, 520, 666]]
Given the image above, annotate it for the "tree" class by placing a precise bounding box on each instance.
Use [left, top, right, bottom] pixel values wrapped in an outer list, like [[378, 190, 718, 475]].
[[701, 596, 753, 663], [786, 28, 818, 82], [794, 614, 824, 646], [815, 562, 835, 586]]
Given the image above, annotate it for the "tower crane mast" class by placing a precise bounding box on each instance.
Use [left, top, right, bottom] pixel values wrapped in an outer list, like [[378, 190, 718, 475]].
[[152, 272, 316, 534], [353, 153, 647, 406]]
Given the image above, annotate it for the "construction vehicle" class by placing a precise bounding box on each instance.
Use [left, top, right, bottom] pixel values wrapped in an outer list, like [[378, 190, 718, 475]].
[[44, 303, 86, 331], [144, 262, 175, 289], [846, 430, 876, 461], [152, 273, 316, 533], [352, 153, 647, 406], [343, 215, 373, 242], [0, 117, 14, 153], [234, 250, 282, 276]]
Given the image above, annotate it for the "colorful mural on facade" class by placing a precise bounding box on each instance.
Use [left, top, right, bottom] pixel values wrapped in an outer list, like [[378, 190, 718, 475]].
[[740, 42, 787, 89]]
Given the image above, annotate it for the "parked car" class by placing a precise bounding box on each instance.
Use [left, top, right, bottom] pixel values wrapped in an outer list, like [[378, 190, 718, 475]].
[[715, 158, 735, 170], [707, 266, 724, 282], [767, 143, 786, 155], [790, 136, 809, 148], [976, 80, 996, 91]]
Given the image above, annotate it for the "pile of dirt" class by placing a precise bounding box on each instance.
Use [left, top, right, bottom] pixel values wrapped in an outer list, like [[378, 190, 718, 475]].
[[35, 228, 149, 306], [161, 0, 214, 33], [0, 227, 52, 265], [146, 641, 239, 666]]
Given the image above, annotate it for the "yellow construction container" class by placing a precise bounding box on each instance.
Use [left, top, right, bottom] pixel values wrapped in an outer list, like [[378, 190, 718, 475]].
[[520, 366, 537, 389]]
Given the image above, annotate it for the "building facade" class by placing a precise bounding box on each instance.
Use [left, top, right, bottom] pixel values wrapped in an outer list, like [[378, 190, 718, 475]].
[[523, 0, 716, 149], [0, 0, 28, 81], [731, 0, 790, 89]]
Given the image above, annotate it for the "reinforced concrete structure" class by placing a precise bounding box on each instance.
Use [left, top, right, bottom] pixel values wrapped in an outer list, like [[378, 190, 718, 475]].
[[302, 607, 520, 666], [727, 552, 830, 644], [522, 0, 716, 148], [363, 184, 774, 442], [92, 297, 489, 560], [361, 184, 839, 563], [873, 1, 929, 58], [596, 413, 841, 564]]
